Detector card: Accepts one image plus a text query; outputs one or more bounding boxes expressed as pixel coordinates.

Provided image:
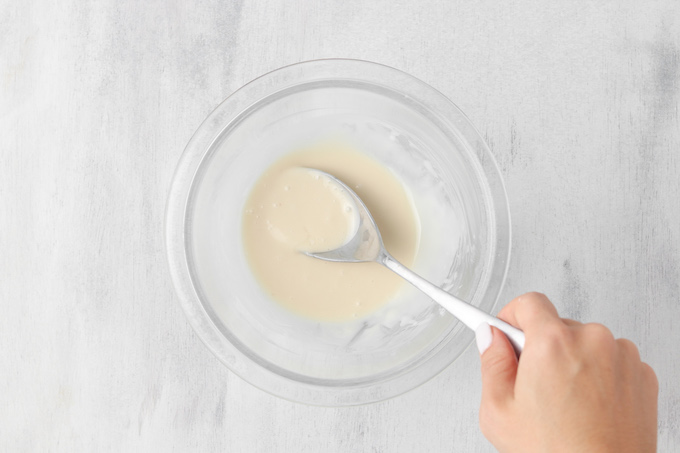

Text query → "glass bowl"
[166,59,510,406]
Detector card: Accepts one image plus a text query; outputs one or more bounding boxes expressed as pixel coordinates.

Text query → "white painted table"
[2,1,679,451]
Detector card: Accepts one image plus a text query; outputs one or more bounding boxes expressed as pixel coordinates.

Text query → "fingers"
[477,325,519,408]
[640,362,659,397]
[581,323,616,347]
[640,360,659,450]
[497,292,561,333]
[616,338,641,362]
[615,339,658,398]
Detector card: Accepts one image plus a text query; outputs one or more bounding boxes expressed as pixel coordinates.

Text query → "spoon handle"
[382,253,525,355]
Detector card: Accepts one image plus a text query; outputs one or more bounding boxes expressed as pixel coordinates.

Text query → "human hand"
[476,292,658,453]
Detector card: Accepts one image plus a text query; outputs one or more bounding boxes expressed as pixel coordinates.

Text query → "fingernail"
[475,322,492,355]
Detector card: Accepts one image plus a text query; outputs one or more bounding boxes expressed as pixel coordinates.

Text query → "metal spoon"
[305,169,525,355]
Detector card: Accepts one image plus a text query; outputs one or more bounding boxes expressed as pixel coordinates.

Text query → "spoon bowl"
[305,169,525,355]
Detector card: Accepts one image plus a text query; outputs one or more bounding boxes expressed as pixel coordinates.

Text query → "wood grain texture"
[1,1,678,451]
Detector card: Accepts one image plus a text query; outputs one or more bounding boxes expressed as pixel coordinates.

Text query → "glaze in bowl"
[166,59,510,406]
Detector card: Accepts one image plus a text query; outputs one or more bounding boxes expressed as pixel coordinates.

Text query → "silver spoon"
[305,169,525,355]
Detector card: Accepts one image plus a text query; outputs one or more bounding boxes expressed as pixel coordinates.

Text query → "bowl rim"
[165,58,511,406]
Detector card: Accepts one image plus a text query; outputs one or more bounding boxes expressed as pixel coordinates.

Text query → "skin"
[478,292,659,453]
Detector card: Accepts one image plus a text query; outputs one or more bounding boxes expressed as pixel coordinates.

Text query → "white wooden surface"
[2,1,679,451]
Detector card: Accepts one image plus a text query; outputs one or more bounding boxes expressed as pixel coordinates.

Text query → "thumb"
[476,323,518,405]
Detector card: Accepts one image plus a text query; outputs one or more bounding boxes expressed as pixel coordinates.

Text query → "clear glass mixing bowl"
[166,59,510,406]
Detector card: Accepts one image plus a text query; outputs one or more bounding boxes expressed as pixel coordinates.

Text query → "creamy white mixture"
[242,143,420,321]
